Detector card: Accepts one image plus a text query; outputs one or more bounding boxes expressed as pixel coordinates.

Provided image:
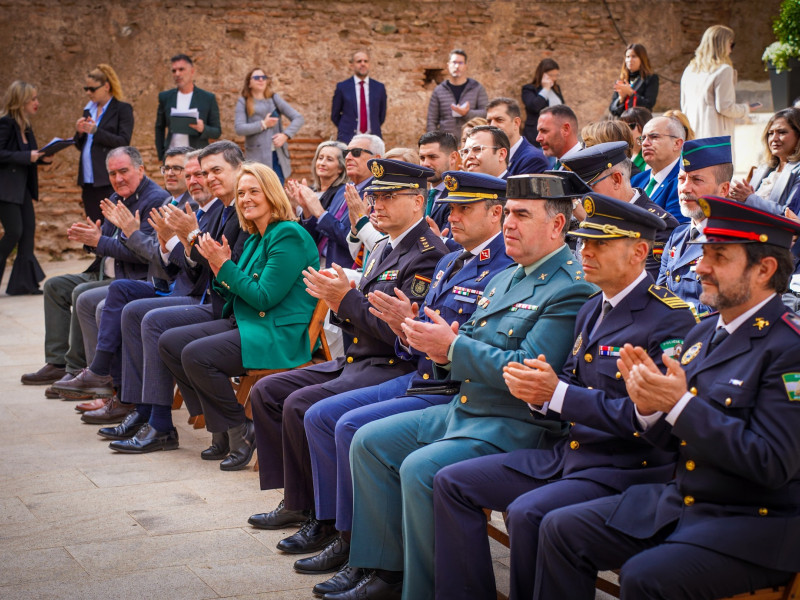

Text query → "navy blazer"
[0,115,38,204]
[631,160,685,224]
[507,137,549,176]
[74,97,134,188]
[301,183,355,268]
[633,189,680,280]
[745,162,800,216]
[503,276,696,491]
[155,86,221,161]
[606,295,800,573]
[331,78,387,143]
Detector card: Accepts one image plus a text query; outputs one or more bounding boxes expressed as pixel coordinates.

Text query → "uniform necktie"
[447,250,473,282]
[379,242,393,264]
[602,300,613,319]
[645,176,658,196]
[689,227,700,240]
[359,81,368,133]
[708,326,729,353]
[508,266,526,290]
[426,188,437,217]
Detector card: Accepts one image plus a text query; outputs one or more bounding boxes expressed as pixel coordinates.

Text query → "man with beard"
[657,136,733,318]
[534,195,800,600]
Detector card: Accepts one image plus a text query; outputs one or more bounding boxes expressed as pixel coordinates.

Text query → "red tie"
[359,81,368,133]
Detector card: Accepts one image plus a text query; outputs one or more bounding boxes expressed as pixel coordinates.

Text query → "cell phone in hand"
[749,102,763,109]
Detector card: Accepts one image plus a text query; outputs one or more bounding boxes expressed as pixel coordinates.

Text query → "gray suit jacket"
[234,94,304,178]
[745,161,800,215]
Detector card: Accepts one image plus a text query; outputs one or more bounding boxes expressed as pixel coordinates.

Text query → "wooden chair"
[483,508,800,600]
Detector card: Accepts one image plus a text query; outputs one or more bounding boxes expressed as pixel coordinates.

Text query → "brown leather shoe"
[53,368,115,399]
[75,397,109,413]
[21,364,66,385]
[80,396,134,424]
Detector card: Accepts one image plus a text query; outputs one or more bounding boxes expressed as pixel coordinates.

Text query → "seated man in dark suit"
[534,197,800,599]
[331,50,387,144]
[418,131,460,233]
[155,54,222,162]
[487,97,548,176]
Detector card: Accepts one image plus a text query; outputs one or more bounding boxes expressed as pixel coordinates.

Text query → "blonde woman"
[234,67,304,184]
[0,80,46,294]
[681,25,754,139]
[74,64,133,222]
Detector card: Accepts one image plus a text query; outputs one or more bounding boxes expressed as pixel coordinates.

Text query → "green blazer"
[422,245,597,452]
[215,220,319,370]
[155,85,222,161]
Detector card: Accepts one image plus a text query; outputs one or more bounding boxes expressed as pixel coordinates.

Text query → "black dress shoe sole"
[312,568,366,597]
[294,553,349,574]
[97,423,145,440]
[277,531,339,555]
[81,411,133,425]
[219,444,256,471]
[248,514,309,530]
[109,439,179,454]
[200,448,229,461]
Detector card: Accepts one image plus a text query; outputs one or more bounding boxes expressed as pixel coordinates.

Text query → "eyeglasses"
[365,192,418,205]
[83,85,102,92]
[344,148,374,158]
[160,165,185,174]
[458,145,499,158]
[251,75,269,81]
[637,133,679,144]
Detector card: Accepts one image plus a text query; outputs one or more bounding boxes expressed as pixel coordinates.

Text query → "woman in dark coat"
[521,58,564,146]
[609,43,659,117]
[0,80,46,294]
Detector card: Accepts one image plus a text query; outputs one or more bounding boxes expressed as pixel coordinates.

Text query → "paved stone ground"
[0,258,526,600]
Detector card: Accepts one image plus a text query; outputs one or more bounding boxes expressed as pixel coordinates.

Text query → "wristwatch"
[187,228,202,245]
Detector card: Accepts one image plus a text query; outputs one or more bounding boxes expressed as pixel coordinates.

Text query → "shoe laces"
[295,517,318,535]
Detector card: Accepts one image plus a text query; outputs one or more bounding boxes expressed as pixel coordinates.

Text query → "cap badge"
[698,197,711,218]
[583,196,595,217]
[371,162,384,178]
[444,175,458,192]
[682,158,691,167]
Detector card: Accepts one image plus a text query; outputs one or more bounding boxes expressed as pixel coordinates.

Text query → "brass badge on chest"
[364,258,376,278]
[572,333,583,356]
[680,342,703,365]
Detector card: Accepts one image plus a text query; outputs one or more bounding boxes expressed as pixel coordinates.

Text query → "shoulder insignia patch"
[411,274,431,297]
[782,312,800,336]
[418,236,436,253]
[782,373,800,401]
[648,284,690,310]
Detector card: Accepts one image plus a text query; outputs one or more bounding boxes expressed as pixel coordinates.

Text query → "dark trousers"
[158,317,246,433]
[534,495,793,600]
[250,368,339,511]
[0,198,44,294]
[81,184,113,224]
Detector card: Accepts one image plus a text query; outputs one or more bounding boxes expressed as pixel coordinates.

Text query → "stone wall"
[0,0,781,258]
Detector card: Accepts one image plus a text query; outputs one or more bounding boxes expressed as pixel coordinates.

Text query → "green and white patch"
[782,373,800,401]
[660,339,684,358]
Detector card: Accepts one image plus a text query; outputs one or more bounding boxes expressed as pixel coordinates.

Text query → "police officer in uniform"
[535,195,800,600]
[297,172,513,595]
[330,173,596,600]
[246,159,448,553]
[557,141,678,280]
[657,136,733,318]
[432,192,697,600]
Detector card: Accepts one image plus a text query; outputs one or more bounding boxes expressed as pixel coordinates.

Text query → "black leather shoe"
[323,570,401,600]
[277,518,338,554]
[295,535,349,574]
[97,411,148,440]
[248,499,310,530]
[201,431,229,460]
[109,424,179,453]
[21,364,66,385]
[313,562,366,597]
[220,420,256,471]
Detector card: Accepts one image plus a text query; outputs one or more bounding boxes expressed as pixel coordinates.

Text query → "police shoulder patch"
[411,274,431,297]
[648,284,690,310]
[782,312,800,336]
[418,235,437,253]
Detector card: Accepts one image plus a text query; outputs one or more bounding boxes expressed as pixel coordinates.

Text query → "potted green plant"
[763,0,800,109]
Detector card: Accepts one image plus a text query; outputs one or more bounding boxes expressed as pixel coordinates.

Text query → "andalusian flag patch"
[660,339,684,358]
[782,373,800,401]
[598,346,621,357]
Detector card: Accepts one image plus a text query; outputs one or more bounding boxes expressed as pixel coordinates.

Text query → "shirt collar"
[389,217,425,245]
[652,157,680,183]
[716,294,776,333]
[509,137,523,161]
[353,75,370,85]
[466,232,502,262]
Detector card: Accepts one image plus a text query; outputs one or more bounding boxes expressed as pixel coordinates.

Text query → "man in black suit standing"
[155,54,222,161]
[331,51,387,144]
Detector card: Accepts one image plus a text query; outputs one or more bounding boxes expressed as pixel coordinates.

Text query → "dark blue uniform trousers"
[534,495,793,600]
[433,453,612,600]
[304,372,450,531]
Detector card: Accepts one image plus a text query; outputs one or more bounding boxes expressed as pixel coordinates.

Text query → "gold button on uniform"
[435,309,441,315]
[422,373,430,379]
[725,397,732,406]
[641,460,648,467]
[584,353,593,363]
[389,359,395,364]
[689,387,697,395]
[480,320,487,327]
[353,337,358,344]
[759,507,768,516]
[685,460,696,471]
[680,440,687,446]
[458,308,463,314]
[346,356,354,363]
[633,431,640,438]
[508,329,514,336]
[464,378,470,383]
[684,495,695,506]
[460,395,467,404]
[258,311,265,317]
[675,274,681,282]
[569,440,580,450]
[615,371,622,379]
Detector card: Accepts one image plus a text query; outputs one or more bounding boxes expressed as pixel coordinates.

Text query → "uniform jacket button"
[353,337,358,344]
[584,353,593,363]
[346,356,354,363]
[683,495,695,506]
[423,373,430,379]
[685,460,696,471]
[460,395,467,403]
[258,311,265,317]
[569,440,580,450]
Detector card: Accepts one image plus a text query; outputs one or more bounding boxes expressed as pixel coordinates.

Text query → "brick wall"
[0,0,780,258]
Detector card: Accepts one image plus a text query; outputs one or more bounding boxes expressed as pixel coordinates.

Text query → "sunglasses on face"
[251,75,270,81]
[345,148,374,158]
[83,85,102,92]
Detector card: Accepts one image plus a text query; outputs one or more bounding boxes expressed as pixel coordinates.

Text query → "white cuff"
[548,380,569,414]
[635,406,664,430]
[665,391,695,425]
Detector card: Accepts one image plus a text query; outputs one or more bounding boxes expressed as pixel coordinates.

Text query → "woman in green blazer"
[178,161,318,470]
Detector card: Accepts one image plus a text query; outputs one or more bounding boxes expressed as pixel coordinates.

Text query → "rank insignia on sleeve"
[660,339,684,358]
[411,274,431,297]
[680,342,702,365]
[572,333,583,356]
[479,249,490,261]
[378,270,399,282]
[648,284,690,310]
[782,373,800,401]
[419,237,436,253]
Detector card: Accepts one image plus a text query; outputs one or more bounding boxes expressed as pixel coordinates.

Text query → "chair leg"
[193,414,206,429]
[172,387,183,410]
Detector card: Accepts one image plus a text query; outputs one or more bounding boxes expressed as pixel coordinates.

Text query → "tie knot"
[602,300,613,318]
[689,227,700,240]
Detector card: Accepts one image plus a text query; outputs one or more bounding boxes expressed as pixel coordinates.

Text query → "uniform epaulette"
[588,289,602,299]
[648,284,690,309]
[782,312,800,336]
[417,235,437,253]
